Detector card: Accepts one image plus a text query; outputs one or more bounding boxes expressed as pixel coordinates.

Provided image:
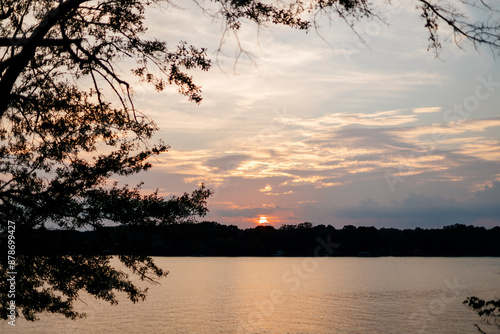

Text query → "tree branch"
[417,0,500,49]
[0,38,82,47]
[474,323,487,334]
[0,0,88,118]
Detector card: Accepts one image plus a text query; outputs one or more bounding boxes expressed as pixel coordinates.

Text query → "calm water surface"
[8,257,500,333]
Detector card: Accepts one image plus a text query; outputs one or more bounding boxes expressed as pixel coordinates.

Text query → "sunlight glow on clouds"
[413,107,442,114]
[127,0,500,228]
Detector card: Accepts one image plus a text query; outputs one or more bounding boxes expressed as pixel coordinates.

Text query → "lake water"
[7,257,500,333]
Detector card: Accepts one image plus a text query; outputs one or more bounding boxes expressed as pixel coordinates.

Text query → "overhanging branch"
[0,0,88,118]
[0,38,83,47]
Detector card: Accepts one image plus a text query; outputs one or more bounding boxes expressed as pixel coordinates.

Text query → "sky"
[117,0,500,229]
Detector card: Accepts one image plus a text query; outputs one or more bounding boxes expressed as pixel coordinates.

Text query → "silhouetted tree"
[0,0,214,321]
[1,0,500,323]
[297,222,313,229]
[464,296,500,333]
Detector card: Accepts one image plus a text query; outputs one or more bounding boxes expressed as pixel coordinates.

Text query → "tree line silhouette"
[11,222,500,257]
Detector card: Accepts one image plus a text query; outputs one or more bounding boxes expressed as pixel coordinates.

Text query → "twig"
[474,323,487,334]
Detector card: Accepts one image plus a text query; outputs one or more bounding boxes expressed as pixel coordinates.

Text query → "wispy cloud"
[413,107,442,114]
[279,109,417,130]
[151,110,500,206]
[127,2,500,228]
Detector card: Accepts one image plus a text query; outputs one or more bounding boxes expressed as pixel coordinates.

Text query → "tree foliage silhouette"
[1,0,500,322]
[464,296,500,332]
[0,0,214,321]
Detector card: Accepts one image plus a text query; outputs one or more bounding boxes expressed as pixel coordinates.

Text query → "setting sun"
[258,216,269,224]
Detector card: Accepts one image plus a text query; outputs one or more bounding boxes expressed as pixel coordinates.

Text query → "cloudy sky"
[120,0,500,229]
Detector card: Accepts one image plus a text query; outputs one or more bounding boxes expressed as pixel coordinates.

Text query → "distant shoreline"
[11,222,500,257]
